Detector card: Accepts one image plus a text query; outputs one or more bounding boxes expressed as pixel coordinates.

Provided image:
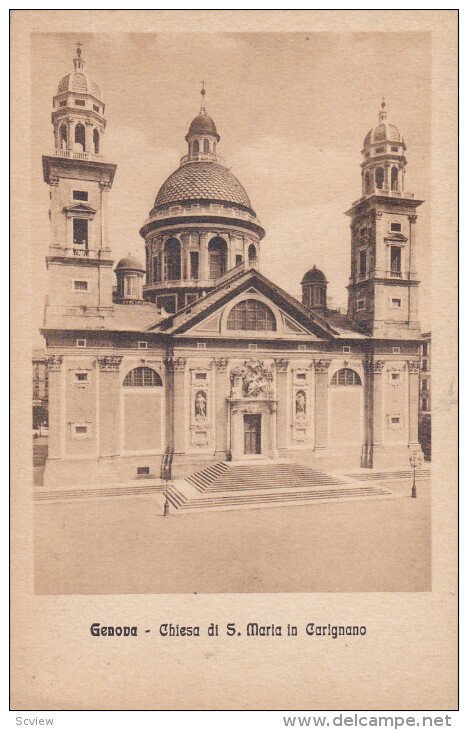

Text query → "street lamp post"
[409,449,423,498]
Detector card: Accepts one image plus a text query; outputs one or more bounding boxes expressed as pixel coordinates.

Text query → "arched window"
[208,236,227,279]
[227,299,276,331]
[203,139,210,153]
[248,244,257,263]
[391,166,399,191]
[93,128,100,154]
[59,124,67,149]
[331,368,362,386]
[165,238,181,281]
[375,167,384,190]
[123,367,162,387]
[193,140,200,156]
[364,171,370,193]
[75,123,85,151]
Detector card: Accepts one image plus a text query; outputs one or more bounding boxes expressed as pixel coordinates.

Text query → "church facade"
[40,46,424,487]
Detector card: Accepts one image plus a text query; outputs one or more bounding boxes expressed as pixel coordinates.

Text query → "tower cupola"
[361,100,407,196]
[51,43,106,158]
[115,255,145,301]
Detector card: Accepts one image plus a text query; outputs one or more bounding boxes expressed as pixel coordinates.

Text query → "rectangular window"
[343,346,351,353]
[197,342,206,349]
[390,222,402,232]
[73,280,88,291]
[359,250,367,276]
[391,298,402,308]
[138,341,148,349]
[73,190,88,201]
[74,99,86,106]
[236,254,243,266]
[137,466,150,476]
[71,423,90,439]
[75,425,87,433]
[76,338,87,348]
[190,251,199,279]
[75,372,88,383]
[392,346,400,354]
[93,104,100,112]
[421,379,428,391]
[391,416,400,425]
[296,373,306,381]
[73,218,88,246]
[195,372,207,380]
[391,146,399,152]
[375,146,385,153]
[390,246,402,274]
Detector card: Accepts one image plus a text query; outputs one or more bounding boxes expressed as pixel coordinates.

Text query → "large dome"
[57,71,101,99]
[153,162,253,212]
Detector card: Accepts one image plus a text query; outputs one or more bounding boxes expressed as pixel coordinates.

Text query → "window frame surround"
[72,278,90,292]
[122,366,163,388]
[329,365,363,387]
[221,292,282,337]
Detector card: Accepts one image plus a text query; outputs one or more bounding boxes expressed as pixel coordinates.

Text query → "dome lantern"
[183,82,221,163]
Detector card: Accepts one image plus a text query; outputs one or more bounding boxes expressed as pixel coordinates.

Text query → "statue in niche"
[295,390,306,418]
[194,390,207,420]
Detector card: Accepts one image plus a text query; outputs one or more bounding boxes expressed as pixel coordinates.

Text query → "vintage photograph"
[31,30,433,595]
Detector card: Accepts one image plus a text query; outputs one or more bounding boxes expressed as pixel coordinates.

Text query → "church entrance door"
[244,414,261,455]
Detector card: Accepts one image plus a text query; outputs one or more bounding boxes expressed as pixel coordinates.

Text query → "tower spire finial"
[73,41,85,71]
[379,96,387,122]
[200,79,206,113]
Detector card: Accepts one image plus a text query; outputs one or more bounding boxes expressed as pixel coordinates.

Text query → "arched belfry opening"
[248,244,257,265]
[375,167,384,190]
[93,128,100,154]
[208,236,227,279]
[59,124,67,149]
[391,166,399,191]
[75,123,85,151]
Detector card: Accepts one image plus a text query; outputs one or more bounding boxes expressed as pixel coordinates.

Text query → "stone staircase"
[170,461,394,513]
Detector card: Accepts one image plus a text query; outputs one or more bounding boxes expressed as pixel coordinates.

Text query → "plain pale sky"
[31,31,431,334]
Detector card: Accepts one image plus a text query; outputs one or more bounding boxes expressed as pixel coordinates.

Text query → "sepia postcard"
[10,9,458,712]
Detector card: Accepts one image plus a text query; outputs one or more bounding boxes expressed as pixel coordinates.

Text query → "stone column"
[275,358,289,451]
[313,359,331,450]
[369,359,385,450]
[97,356,122,457]
[407,360,421,448]
[214,358,229,454]
[199,231,209,281]
[46,356,64,459]
[85,120,94,153]
[66,119,75,151]
[173,357,187,454]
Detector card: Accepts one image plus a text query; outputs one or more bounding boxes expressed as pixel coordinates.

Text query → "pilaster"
[46,356,63,459]
[97,356,122,457]
[214,357,229,453]
[275,358,289,450]
[313,359,331,450]
[173,356,187,454]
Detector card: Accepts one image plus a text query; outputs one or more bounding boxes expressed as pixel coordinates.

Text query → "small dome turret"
[115,253,145,302]
[301,266,327,310]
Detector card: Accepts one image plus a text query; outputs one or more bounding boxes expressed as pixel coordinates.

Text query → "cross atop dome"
[200,79,206,113]
[73,41,85,71]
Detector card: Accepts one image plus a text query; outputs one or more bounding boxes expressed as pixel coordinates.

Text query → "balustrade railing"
[52,148,102,162]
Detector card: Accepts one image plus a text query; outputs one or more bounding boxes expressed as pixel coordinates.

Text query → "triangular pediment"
[63,202,97,214]
[156,269,346,340]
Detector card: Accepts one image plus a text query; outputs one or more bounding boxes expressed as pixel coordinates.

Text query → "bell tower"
[42,43,117,327]
[346,101,423,339]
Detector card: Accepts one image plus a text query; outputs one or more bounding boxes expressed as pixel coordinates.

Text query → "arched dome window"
[391,166,399,191]
[248,244,257,263]
[375,167,385,190]
[227,299,276,331]
[75,123,85,151]
[331,368,362,386]
[123,367,162,387]
[93,128,100,154]
[208,236,227,279]
[59,124,67,149]
[165,238,181,281]
[203,139,210,153]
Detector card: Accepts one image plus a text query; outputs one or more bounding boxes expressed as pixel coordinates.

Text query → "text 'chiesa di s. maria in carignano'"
[41,45,424,487]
